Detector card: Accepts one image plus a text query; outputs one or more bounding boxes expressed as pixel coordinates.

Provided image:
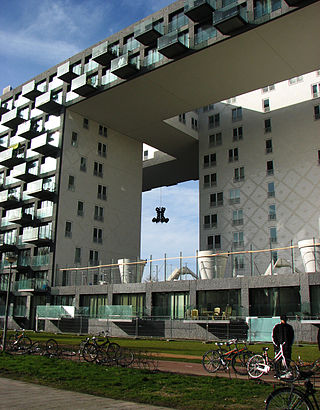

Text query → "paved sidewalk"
[0,377,172,410]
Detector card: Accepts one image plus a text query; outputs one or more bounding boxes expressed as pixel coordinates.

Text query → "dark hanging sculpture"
[152,207,169,223]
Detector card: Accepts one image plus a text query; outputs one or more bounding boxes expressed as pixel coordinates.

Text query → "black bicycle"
[7,329,32,354]
[265,368,319,409]
[79,332,120,364]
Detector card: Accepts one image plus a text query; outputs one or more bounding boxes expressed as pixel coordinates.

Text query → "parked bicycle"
[202,339,253,375]
[265,368,319,409]
[7,329,32,354]
[247,343,299,380]
[79,331,121,365]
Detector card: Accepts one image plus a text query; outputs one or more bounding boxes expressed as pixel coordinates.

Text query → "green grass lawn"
[0,354,272,409]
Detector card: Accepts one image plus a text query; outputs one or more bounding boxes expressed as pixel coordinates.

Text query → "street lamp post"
[2,254,17,352]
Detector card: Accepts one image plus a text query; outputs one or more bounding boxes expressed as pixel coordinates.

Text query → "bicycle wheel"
[118,348,134,367]
[81,342,98,362]
[265,387,314,409]
[7,334,17,351]
[202,350,221,373]
[232,351,253,375]
[45,339,59,356]
[106,342,121,364]
[16,336,32,354]
[247,354,266,379]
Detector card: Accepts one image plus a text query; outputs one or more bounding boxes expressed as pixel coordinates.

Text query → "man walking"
[272,314,294,372]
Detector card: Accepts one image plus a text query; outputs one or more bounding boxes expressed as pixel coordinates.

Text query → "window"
[318,150,320,164]
[97,184,107,200]
[98,143,107,157]
[233,231,244,248]
[89,250,99,265]
[203,153,216,168]
[75,248,81,264]
[234,255,245,270]
[65,221,72,238]
[263,98,270,112]
[94,162,103,177]
[83,118,89,129]
[232,107,242,122]
[268,182,275,197]
[94,206,104,221]
[262,84,275,93]
[234,167,244,181]
[233,127,243,141]
[264,118,271,133]
[266,139,273,154]
[68,175,75,191]
[267,160,274,175]
[71,132,78,147]
[179,113,186,123]
[229,188,240,204]
[232,210,243,226]
[80,157,87,172]
[207,234,221,250]
[191,117,198,130]
[269,204,276,220]
[289,76,303,85]
[312,84,320,98]
[270,227,277,243]
[209,133,222,146]
[208,114,220,129]
[228,148,239,162]
[314,105,320,120]
[204,214,217,229]
[143,150,149,160]
[203,173,217,188]
[99,125,107,137]
[77,201,84,216]
[210,192,223,207]
[203,104,214,112]
[254,0,281,18]
[93,227,103,244]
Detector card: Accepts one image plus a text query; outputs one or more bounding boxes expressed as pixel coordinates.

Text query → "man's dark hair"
[280,314,287,322]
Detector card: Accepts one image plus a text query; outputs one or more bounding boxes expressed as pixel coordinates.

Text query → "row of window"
[75,202,104,221]
[207,227,277,250]
[74,248,100,265]
[208,181,275,207]
[65,222,103,244]
[67,177,107,200]
[204,204,276,229]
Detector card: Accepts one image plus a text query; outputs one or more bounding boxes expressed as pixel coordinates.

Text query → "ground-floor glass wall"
[197,289,241,317]
[249,286,300,317]
[152,292,189,319]
[113,293,145,317]
[79,294,108,317]
[310,286,320,317]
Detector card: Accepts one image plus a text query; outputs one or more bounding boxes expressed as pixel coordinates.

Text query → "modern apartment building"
[0,0,319,339]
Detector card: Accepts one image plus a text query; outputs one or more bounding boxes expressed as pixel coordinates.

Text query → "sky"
[0,0,200,271]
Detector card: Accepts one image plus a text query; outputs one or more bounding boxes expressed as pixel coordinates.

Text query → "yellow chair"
[212,307,221,319]
[191,309,199,320]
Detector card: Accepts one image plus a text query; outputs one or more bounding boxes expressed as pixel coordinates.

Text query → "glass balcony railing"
[31,132,60,157]
[13,305,27,317]
[71,74,98,97]
[32,254,50,266]
[17,256,31,267]
[22,80,44,101]
[0,146,25,167]
[14,279,49,292]
[0,306,13,316]
[92,41,118,66]
[84,60,99,74]
[143,50,163,67]
[57,61,80,83]
[17,119,42,139]
[168,14,188,32]
[11,162,39,182]
[134,19,163,46]
[22,226,52,243]
[0,108,26,129]
[110,54,140,79]
[195,25,217,44]
[213,4,249,34]
[26,179,56,200]
[37,206,53,219]
[158,31,189,59]
[35,91,63,114]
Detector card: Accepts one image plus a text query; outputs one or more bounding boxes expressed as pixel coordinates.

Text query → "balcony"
[92,41,118,67]
[0,190,22,209]
[0,100,9,116]
[22,226,53,245]
[0,145,25,168]
[25,180,56,201]
[7,208,37,227]
[184,0,215,22]
[71,73,98,97]
[31,132,60,158]
[213,3,250,35]
[31,254,50,267]
[16,256,32,272]
[57,61,80,83]
[11,163,39,183]
[134,19,163,46]
[0,233,18,252]
[158,31,190,59]
[14,279,49,292]
[0,108,26,129]
[284,0,317,5]
[21,80,43,101]
[110,54,140,79]
[17,120,41,140]
[35,91,63,114]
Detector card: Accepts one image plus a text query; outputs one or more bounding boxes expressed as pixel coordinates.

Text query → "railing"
[14,279,49,291]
